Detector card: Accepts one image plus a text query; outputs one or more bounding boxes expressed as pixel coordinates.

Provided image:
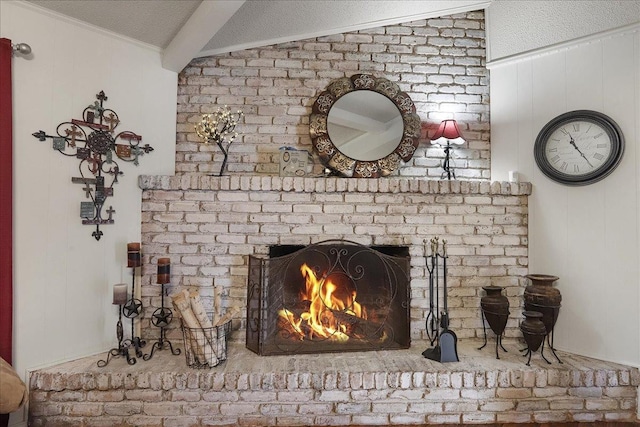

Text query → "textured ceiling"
[23,0,491,71]
[26,0,202,48]
[200,0,489,55]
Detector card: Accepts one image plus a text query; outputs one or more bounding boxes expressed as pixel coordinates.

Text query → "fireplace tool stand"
[422,237,459,363]
[97,304,136,367]
[144,258,180,361]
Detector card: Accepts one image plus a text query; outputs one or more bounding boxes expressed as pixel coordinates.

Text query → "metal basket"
[180,319,231,368]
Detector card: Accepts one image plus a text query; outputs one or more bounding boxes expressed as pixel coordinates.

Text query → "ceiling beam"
[162,0,245,73]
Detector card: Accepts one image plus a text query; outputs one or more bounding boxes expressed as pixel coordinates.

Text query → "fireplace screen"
[246,240,410,355]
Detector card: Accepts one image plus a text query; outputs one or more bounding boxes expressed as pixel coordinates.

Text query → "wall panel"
[0,5,178,426]
[490,27,640,366]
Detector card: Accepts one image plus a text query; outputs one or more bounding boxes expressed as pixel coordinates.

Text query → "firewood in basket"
[213,306,241,327]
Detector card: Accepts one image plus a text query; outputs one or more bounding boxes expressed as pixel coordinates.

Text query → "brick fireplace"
[28,175,640,425]
[137,175,531,344]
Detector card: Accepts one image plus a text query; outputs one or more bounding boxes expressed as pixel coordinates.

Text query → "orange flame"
[278,263,367,341]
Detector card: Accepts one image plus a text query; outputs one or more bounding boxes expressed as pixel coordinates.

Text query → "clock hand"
[567,133,594,168]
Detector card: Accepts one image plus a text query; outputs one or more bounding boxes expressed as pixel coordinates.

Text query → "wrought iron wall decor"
[32,90,153,240]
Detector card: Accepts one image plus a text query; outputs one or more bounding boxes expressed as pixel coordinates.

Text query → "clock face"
[534,110,624,186]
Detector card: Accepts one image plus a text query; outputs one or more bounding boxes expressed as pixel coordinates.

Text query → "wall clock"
[534,110,624,186]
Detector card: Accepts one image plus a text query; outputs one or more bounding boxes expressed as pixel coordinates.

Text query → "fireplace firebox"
[246,240,411,356]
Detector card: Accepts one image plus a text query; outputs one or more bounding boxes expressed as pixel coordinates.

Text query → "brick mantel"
[139,175,531,195]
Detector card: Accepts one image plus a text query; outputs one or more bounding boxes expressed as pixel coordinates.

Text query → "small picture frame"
[279,149,308,177]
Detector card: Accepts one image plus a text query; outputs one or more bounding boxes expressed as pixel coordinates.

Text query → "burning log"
[331,309,387,342]
[278,315,313,339]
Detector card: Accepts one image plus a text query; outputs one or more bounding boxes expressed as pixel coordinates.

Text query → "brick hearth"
[29,339,639,426]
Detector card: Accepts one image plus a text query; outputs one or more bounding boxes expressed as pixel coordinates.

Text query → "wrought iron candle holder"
[32,90,153,240]
[122,242,145,358]
[97,284,136,367]
[143,258,180,360]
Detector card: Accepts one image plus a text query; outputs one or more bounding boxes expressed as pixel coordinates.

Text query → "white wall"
[486,0,640,62]
[1,2,176,424]
[489,8,640,365]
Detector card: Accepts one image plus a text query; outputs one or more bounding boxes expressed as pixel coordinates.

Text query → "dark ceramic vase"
[520,310,547,353]
[480,286,509,336]
[523,274,561,335]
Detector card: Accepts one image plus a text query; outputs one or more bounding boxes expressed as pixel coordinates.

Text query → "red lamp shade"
[430,120,466,145]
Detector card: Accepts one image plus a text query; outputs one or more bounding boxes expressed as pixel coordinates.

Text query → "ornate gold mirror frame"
[310,74,421,178]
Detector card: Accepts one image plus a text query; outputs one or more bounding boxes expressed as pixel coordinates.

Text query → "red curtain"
[0,38,14,368]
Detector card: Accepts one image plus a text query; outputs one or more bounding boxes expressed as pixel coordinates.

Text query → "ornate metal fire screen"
[246,240,411,356]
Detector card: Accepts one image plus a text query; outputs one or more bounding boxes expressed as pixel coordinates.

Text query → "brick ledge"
[29,339,639,425]
[139,175,532,195]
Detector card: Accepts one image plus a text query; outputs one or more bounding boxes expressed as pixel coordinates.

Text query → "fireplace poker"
[425,238,438,346]
[434,238,439,341]
[440,240,449,331]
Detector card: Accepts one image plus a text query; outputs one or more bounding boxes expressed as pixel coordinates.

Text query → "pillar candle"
[127,242,141,268]
[157,258,170,284]
[113,283,128,305]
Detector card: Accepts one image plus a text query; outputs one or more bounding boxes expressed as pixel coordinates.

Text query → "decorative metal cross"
[32,90,154,241]
[64,125,83,148]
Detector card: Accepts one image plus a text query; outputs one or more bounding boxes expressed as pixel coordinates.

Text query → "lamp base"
[441,143,456,180]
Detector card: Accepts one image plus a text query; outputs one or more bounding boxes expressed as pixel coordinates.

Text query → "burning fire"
[278,263,367,341]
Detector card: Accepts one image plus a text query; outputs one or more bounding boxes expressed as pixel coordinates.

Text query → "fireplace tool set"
[422,237,459,363]
[98,244,180,367]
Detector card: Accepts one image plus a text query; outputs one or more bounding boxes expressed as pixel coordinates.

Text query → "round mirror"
[310,74,421,178]
[327,91,404,161]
